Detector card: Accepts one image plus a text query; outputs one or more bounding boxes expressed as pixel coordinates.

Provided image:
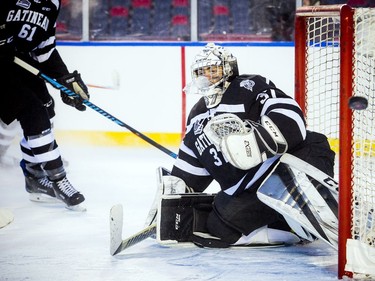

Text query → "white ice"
[0,142,339,281]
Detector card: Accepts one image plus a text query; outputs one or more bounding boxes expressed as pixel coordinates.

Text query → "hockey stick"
[13,57,178,159]
[87,70,120,90]
[110,167,172,255]
[0,208,14,229]
[87,84,118,90]
[110,204,156,255]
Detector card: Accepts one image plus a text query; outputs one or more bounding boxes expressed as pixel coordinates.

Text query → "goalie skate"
[257,154,338,249]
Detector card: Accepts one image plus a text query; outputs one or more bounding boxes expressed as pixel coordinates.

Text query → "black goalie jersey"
[171,74,307,195]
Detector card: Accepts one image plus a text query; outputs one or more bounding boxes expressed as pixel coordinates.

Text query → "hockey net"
[295,4,375,280]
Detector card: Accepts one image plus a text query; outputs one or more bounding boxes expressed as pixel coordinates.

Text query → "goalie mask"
[185,43,238,108]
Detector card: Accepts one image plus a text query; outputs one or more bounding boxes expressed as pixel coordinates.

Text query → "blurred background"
[56,0,368,43]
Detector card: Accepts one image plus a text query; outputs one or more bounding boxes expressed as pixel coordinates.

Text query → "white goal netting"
[297,6,375,278]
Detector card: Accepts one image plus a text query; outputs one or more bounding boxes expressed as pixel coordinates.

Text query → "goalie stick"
[110,204,156,255]
[13,57,177,159]
[0,208,14,229]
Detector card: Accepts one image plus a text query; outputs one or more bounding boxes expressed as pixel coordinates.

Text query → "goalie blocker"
[157,193,298,248]
[157,193,220,246]
[157,153,339,249]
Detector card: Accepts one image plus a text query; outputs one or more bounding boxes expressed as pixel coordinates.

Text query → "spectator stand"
[171,0,190,40]
[56,0,284,42]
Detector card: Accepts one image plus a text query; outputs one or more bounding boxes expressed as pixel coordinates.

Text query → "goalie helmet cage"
[295,4,375,280]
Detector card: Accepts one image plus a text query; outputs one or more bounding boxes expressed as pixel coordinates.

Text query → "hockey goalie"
[146,43,338,249]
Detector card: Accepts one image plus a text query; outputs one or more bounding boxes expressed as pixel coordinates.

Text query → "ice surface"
[0,143,339,281]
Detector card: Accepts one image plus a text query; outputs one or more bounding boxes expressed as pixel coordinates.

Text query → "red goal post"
[295,4,375,279]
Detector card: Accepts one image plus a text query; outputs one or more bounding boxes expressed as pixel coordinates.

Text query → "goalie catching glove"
[204,113,288,170]
[57,71,89,111]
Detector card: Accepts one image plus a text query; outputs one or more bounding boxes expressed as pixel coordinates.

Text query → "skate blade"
[29,194,87,212]
[29,193,60,203]
[66,203,87,212]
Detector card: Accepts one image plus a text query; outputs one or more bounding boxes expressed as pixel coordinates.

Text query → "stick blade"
[110,204,123,255]
[0,208,14,229]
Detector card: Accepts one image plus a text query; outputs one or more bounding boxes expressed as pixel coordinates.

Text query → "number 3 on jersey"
[209,147,224,166]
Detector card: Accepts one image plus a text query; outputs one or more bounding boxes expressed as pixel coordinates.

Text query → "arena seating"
[56,0,275,41]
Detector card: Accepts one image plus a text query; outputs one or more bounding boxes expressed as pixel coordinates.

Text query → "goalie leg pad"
[233,225,301,246]
[144,167,171,227]
[206,188,287,244]
[257,162,338,249]
[144,167,191,228]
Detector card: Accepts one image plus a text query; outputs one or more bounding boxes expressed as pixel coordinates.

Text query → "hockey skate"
[25,175,59,203]
[52,177,86,211]
[21,160,58,203]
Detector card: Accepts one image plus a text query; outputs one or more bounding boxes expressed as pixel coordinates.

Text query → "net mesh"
[302,6,375,278]
[352,7,375,250]
[305,16,341,148]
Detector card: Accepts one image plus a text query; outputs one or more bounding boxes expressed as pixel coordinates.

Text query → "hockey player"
[155,43,336,247]
[0,1,89,210]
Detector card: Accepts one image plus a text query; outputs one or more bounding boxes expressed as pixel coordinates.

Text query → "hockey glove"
[57,71,89,111]
[204,114,288,170]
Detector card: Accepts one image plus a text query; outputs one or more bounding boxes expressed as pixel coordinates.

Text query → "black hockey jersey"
[0,0,68,77]
[171,74,307,194]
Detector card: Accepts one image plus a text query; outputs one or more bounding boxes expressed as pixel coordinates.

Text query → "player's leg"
[157,190,301,248]
[18,85,85,209]
[201,187,301,248]
[19,136,59,203]
[258,131,338,248]
[257,157,338,249]
[18,84,57,202]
